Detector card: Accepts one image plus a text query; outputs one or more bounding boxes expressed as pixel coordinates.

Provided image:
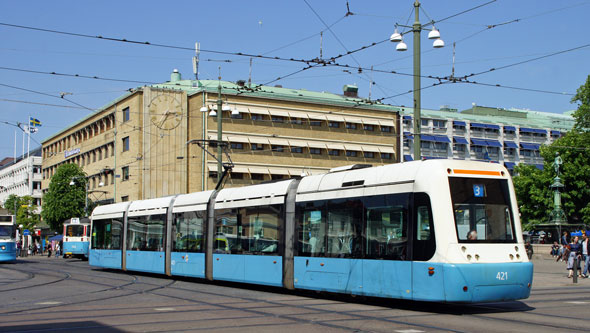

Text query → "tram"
[63,217,91,259]
[90,160,533,303]
[0,215,17,262]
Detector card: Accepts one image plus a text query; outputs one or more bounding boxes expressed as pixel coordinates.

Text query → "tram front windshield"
[0,226,13,238]
[450,177,516,243]
[66,225,85,237]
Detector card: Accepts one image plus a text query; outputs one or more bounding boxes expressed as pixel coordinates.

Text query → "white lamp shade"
[98,182,104,187]
[396,41,408,51]
[209,110,217,117]
[433,38,445,48]
[231,108,240,116]
[222,105,231,111]
[200,106,209,112]
[390,29,402,42]
[428,28,441,40]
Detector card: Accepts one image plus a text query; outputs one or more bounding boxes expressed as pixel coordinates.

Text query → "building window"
[251,173,265,181]
[420,141,431,149]
[328,149,340,156]
[433,142,447,150]
[98,149,102,161]
[381,153,392,159]
[346,123,357,130]
[271,116,284,123]
[433,119,446,128]
[310,148,321,155]
[272,145,284,152]
[251,114,264,121]
[346,150,358,157]
[251,143,264,151]
[230,143,243,149]
[453,144,465,152]
[271,174,284,180]
[231,112,244,119]
[328,122,340,128]
[310,120,322,127]
[92,151,96,163]
[381,126,392,133]
[291,147,303,153]
[363,124,374,131]
[364,152,375,158]
[403,140,410,148]
[421,119,429,127]
[470,146,483,153]
[290,118,303,125]
[231,173,244,180]
[122,137,130,152]
[209,171,218,179]
[122,107,130,122]
[122,166,129,181]
[121,195,129,202]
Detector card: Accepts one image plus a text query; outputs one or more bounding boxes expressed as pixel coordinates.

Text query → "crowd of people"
[550,232,589,278]
[15,240,62,258]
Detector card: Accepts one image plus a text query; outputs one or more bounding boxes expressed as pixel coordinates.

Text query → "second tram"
[63,217,91,259]
[0,215,16,262]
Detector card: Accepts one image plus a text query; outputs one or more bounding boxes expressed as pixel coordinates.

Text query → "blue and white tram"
[0,215,17,262]
[62,218,91,259]
[90,160,533,303]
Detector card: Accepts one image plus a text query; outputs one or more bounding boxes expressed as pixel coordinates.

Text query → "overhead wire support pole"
[413,0,422,161]
[186,139,234,191]
[217,68,223,184]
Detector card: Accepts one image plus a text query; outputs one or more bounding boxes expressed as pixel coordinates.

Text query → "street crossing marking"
[395,330,425,333]
[565,301,589,304]
[36,301,62,305]
[154,307,176,311]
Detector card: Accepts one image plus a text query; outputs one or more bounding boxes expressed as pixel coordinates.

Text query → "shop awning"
[504,162,516,170]
[520,142,540,150]
[453,120,466,126]
[404,154,413,161]
[453,136,468,145]
[486,140,502,147]
[504,141,519,149]
[504,126,516,131]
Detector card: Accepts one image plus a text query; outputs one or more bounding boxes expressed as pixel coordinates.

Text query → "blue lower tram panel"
[63,241,89,257]
[0,242,16,262]
[171,252,205,278]
[213,254,283,287]
[126,250,165,274]
[89,249,122,269]
[294,257,533,302]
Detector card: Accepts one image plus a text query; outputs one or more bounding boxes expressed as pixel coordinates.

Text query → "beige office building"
[41,71,400,203]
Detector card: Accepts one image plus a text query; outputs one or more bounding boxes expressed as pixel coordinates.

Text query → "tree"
[3,194,40,231]
[513,75,590,227]
[571,75,590,132]
[42,164,88,231]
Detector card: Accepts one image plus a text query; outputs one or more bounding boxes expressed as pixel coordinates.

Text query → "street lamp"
[390,0,445,160]
[69,176,88,217]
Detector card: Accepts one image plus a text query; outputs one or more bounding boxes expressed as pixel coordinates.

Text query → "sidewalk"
[530,254,589,289]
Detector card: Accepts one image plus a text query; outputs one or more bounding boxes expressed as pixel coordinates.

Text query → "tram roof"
[91,202,131,220]
[128,196,175,217]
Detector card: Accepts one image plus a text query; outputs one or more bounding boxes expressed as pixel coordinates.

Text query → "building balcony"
[453,128,466,136]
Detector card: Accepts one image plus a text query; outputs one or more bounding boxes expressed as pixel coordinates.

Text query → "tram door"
[411,193,444,301]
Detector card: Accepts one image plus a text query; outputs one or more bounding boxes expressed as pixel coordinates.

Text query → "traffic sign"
[23,229,30,236]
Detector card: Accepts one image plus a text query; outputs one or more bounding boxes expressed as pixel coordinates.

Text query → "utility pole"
[413,0,422,160]
[217,69,223,184]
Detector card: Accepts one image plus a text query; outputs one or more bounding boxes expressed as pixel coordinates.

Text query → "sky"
[1,0,589,159]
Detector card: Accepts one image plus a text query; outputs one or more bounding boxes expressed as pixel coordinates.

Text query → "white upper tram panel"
[172,190,214,213]
[127,196,175,217]
[91,202,131,220]
[215,179,295,209]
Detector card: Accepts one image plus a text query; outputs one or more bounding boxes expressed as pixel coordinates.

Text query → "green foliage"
[514,75,590,228]
[2,195,40,230]
[41,164,88,231]
[571,75,590,132]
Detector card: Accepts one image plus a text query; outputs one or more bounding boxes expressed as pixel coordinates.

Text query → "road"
[0,254,588,333]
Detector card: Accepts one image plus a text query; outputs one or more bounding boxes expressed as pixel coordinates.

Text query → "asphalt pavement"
[0,253,588,333]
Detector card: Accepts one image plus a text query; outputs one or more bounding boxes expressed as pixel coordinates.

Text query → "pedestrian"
[55,243,60,258]
[47,245,52,258]
[551,241,560,257]
[16,241,21,257]
[581,235,589,278]
[567,236,582,278]
[561,231,569,246]
[525,242,534,259]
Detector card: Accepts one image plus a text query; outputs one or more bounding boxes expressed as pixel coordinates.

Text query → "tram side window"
[298,201,325,256]
[92,218,123,250]
[364,194,409,260]
[66,225,84,237]
[173,211,205,253]
[413,193,436,261]
[214,209,240,254]
[240,205,282,255]
[326,198,362,257]
[127,214,166,251]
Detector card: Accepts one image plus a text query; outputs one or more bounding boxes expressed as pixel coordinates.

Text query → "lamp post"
[390,0,444,160]
[69,176,88,217]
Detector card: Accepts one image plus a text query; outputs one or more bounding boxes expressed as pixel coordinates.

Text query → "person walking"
[567,236,582,278]
[54,243,60,258]
[581,235,589,278]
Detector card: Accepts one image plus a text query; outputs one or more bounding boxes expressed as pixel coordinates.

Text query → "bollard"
[573,258,578,283]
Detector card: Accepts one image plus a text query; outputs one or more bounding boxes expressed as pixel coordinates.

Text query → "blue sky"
[1,0,589,158]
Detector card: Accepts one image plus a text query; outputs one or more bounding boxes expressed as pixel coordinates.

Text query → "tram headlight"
[0,245,5,250]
